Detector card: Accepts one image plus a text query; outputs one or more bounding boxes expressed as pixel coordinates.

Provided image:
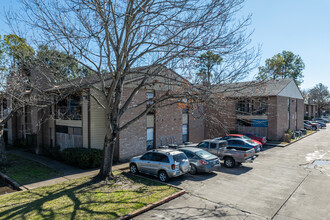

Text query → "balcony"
[56,106,81,120]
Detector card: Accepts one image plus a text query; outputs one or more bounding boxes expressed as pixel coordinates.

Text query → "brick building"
[4,66,204,161]
[304,98,317,119]
[205,78,304,141]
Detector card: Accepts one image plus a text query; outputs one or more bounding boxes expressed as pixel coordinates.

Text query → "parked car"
[304,123,313,130]
[178,147,220,174]
[192,139,255,168]
[129,149,190,182]
[314,118,329,123]
[226,138,261,153]
[304,120,320,130]
[215,134,263,146]
[242,133,267,145]
[312,121,326,128]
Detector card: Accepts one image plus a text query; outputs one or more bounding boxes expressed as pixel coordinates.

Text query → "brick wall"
[276,96,289,141]
[289,98,297,131]
[119,88,147,161]
[204,100,236,139]
[267,96,277,140]
[189,104,205,143]
[296,99,304,130]
[155,103,182,146]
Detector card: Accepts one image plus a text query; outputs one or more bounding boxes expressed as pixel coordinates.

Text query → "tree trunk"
[98,131,117,182]
[0,127,8,166]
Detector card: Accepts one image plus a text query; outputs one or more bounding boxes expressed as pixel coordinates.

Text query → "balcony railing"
[56,106,82,120]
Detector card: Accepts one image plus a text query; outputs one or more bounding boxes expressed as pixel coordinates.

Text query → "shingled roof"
[215,78,294,98]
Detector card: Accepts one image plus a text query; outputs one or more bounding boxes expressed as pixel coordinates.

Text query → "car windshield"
[195,150,215,159]
[173,153,187,163]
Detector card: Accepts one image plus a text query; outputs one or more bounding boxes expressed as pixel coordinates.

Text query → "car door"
[139,152,153,174]
[197,141,210,152]
[148,153,161,175]
[209,143,218,155]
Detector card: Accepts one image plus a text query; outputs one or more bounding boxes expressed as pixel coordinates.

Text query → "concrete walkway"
[9,150,129,190]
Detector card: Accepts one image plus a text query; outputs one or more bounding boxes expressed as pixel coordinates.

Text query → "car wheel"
[130,163,139,174]
[158,170,169,182]
[189,165,197,175]
[224,157,235,168]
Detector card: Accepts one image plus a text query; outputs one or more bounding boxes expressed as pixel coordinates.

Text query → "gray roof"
[44,64,186,92]
[215,78,293,98]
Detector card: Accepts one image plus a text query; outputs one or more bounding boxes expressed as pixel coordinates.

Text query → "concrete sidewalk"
[9,150,129,190]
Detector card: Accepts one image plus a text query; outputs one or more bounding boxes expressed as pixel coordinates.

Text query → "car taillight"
[199,160,208,165]
[244,153,247,157]
[171,164,175,170]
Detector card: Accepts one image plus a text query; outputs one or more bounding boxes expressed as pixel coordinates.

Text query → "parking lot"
[135,128,330,220]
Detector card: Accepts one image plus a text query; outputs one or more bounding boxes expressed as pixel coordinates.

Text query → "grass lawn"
[0,154,62,185]
[0,172,180,219]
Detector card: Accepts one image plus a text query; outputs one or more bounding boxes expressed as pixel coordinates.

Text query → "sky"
[241,0,330,90]
[0,0,329,90]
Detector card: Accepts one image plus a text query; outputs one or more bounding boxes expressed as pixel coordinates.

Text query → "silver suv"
[129,149,190,182]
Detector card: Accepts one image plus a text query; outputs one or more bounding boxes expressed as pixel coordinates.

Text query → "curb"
[0,171,27,191]
[275,130,318,148]
[119,172,185,220]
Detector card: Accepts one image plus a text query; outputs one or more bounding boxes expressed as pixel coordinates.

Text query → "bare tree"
[7,0,258,180]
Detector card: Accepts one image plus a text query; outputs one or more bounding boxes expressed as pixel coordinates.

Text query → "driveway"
[136,128,330,220]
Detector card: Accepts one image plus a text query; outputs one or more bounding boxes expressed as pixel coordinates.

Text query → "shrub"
[61,148,102,169]
[282,133,291,143]
[50,146,62,161]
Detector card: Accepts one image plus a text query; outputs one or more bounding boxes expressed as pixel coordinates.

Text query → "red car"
[242,133,267,145]
[220,134,263,146]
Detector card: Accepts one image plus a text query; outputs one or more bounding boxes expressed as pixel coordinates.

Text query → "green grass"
[0,172,180,219]
[0,154,62,185]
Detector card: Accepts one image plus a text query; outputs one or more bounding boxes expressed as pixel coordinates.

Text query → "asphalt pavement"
[135,128,330,220]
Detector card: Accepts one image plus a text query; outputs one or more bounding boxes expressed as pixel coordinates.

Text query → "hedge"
[60,148,102,169]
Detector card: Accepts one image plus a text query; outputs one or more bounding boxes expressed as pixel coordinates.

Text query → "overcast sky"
[1,0,329,90]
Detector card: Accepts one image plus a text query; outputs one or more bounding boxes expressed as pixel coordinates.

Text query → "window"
[219,142,227,148]
[182,111,188,143]
[152,153,169,163]
[141,152,153,161]
[198,142,209,148]
[147,128,154,150]
[182,150,197,159]
[210,143,217,149]
[228,140,241,145]
[237,140,245,145]
[173,153,187,163]
[56,94,82,120]
[182,124,188,143]
[56,125,68,133]
[146,114,154,150]
[237,98,267,115]
[146,92,154,106]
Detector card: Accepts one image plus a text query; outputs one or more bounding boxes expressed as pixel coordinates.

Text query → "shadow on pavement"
[217,165,252,175]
